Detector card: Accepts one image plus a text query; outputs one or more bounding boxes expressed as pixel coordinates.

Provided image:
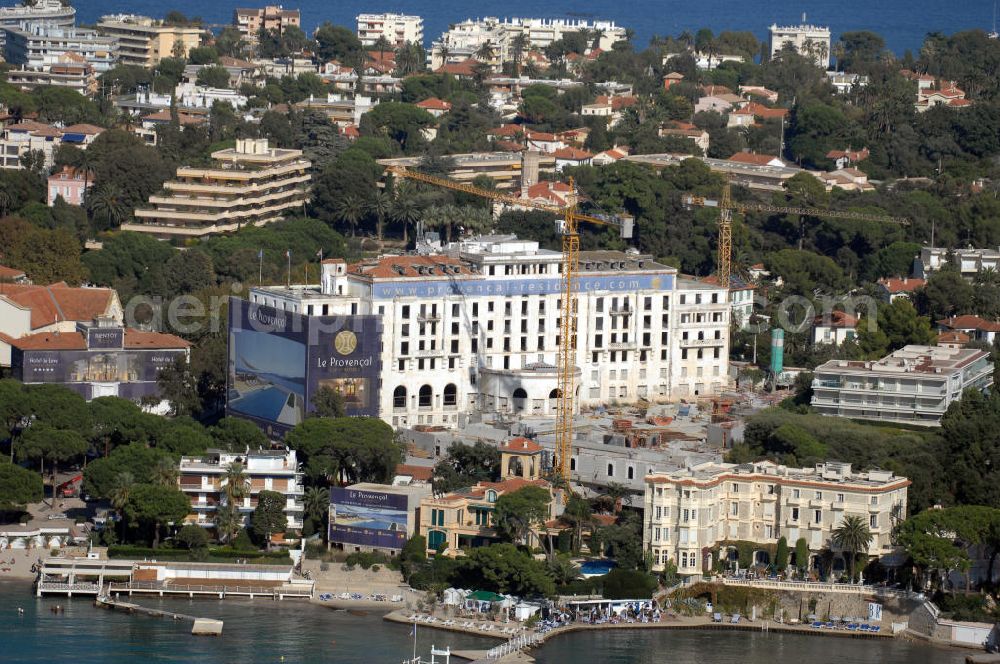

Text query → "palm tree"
[832,515,874,583]
[87,183,129,229]
[335,194,365,236]
[590,28,606,51]
[390,183,421,244]
[437,44,450,68]
[510,33,529,77]
[475,40,497,66]
[214,503,242,543]
[151,458,178,488]
[372,35,392,67]
[367,190,392,243]
[303,486,329,530]
[224,461,249,507]
[110,471,134,540]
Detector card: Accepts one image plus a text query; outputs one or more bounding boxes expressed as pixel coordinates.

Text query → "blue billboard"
[227,298,382,438]
[329,487,409,549]
[370,273,675,299]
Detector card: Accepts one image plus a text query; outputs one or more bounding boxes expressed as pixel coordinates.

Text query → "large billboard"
[227,298,382,437]
[329,487,408,549]
[12,347,185,400]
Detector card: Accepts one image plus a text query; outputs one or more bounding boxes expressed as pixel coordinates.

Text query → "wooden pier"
[95,595,224,635]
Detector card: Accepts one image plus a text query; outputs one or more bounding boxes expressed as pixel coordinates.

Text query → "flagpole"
[286,250,291,287]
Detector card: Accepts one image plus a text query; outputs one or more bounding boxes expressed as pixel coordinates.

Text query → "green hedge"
[107,545,291,564]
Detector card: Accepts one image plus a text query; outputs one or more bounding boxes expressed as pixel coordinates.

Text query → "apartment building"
[376,151,556,189]
[6,55,96,96]
[356,13,423,48]
[429,17,626,69]
[644,460,910,577]
[418,438,558,552]
[0,121,103,170]
[2,24,118,73]
[811,345,993,426]
[914,246,1000,280]
[768,19,831,68]
[0,0,74,47]
[97,14,202,67]
[178,448,305,532]
[125,138,311,239]
[233,5,300,43]
[293,93,378,128]
[240,235,730,434]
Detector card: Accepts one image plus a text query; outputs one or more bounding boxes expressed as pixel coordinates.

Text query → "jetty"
[95,595,224,636]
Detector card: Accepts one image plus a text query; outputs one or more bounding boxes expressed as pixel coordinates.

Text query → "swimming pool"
[579,559,617,577]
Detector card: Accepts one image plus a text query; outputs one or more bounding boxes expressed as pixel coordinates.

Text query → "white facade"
[644,460,909,577]
[811,345,993,426]
[178,448,304,531]
[769,20,831,68]
[247,236,730,429]
[356,13,423,48]
[430,17,626,68]
[915,246,1000,280]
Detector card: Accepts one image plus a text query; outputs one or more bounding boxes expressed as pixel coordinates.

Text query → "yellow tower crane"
[384,165,634,484]
[683,179,911,284]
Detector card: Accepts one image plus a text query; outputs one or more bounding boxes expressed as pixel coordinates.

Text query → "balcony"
[680,337,721,347]
[417,312,441,322]
[609,307,632,316]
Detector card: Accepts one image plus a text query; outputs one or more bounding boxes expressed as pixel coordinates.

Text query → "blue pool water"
[580,559,617,577]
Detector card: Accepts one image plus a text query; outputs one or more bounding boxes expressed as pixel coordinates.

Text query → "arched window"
[418,384,432,408]
[627,466,634,480]
[486,490,498,503]
[570,457,576,471]
[393,386,407,409]
[607,463,614,477]
[512,387,528,412]
[443,383,457,406]
[507,456,523,477]
[549,388,561,399]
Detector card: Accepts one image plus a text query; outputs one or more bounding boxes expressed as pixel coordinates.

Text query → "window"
[393,386,406,409]
[730,502,738,516]
[418,385,432,408]
[654,527,660,541]
[443,383,457,407]
[814,491,823,500]
[655,506,661,519]
[683,509,689,522]
[791,507,799,521]
[870,495,879,505]
[793,488,800,498]
[606,463,614,477]
[836,493,845,503]
[814,510,822,524]
[731,483,739,493]
[869,514,878,528]
[627,466,634,480]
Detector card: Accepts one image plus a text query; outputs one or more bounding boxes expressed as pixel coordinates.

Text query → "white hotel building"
[247,235,730,428]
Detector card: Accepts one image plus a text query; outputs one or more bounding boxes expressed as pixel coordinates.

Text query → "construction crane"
[683,180,911,285]
[385,165,634,485]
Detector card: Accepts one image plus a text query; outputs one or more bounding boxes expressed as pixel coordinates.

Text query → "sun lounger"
[713,613,722,623]
[860,624,870,631]
[812,621,824,628]
[730,614,740,624]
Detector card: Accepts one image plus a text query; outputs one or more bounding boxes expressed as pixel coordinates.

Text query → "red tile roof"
[348,255,473,279]
[62,124,105,135]
[727,152,784,167]
[395,463,434,482]
[813,310,858,328]
[878,277,925,293]
[415,97,452,111]
[435,59,476,77]
[526,130,559,142]
[0,265,26,280]
[936,315,1000,333]
[495,139,525,152]
[826,148,870,161]
[739,102,788,119]
[938,331,970,344]
[488,124,524,138]
[2,327,186,351]
[0,283,116,330]
[123,328,190,349]
[500,437,542,454]
[551,146,592,161]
